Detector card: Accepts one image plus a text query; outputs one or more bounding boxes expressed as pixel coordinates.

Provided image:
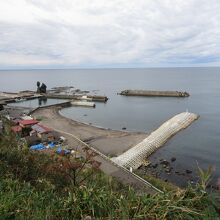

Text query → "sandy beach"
[32,106,147,156]
[32,106,160,194]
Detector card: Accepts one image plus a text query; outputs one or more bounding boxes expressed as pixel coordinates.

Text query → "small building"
[19,119,39,128]
[31,124,55,141]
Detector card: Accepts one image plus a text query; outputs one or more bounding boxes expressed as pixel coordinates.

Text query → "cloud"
[0,0,220,68]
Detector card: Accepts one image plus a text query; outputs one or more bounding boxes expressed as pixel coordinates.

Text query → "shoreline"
[32,106,162,194]
[32,106,148,157]
[59,108,139,133]
[32,106,210,189]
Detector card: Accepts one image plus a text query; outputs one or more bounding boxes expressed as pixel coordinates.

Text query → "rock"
[160,160,170,166]
[186,169,192,174]
[165,168,171,173]
[83,114,87,116]
[122,127,126,130]
[171,157,176,162]
[152,163,158,168]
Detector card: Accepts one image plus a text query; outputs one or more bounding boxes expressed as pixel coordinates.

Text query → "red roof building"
[19,119,39,128]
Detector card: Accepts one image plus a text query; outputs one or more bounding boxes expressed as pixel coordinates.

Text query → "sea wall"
[119,90,190,97]
[112,112,198,169]
[45,94,108,102]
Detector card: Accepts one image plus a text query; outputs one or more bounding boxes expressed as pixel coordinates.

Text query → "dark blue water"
[0,68,220,182]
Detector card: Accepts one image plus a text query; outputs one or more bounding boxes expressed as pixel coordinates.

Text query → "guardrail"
[53,128,163,194]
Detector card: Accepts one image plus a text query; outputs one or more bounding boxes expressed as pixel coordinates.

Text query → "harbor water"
[0,67,220,184]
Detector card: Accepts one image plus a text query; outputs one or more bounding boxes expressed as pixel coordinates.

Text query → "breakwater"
[45,94,108,102]
[0,92,42,105]
[112,112,198,169]
[119,90,189,97]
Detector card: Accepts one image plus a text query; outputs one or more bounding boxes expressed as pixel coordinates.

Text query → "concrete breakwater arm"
[112,112,198,169]
[45,94,108,102]
[71,101,96,108]
[119,90,190,97]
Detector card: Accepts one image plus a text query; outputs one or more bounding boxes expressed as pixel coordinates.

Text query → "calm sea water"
[0,68,220,182]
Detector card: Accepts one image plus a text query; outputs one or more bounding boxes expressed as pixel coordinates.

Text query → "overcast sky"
[0,0,220,69]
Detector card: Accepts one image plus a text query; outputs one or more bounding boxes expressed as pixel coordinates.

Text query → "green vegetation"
[0,130,220,219]
[136,172,179,192]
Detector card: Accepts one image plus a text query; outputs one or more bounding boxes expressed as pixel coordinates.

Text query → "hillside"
[0,130,220,219]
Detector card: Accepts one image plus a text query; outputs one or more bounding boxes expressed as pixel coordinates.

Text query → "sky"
[0,0,220,69]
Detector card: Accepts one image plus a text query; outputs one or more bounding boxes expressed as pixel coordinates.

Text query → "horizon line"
[0,66,220,71]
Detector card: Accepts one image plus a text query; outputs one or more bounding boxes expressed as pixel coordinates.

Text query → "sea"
[0,67,220,185]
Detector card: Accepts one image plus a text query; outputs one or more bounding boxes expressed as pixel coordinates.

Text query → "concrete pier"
[112,112,198,169]
[71,101,96,108]
[119,90,190,97]
[45,94,108,102]
[0,92,42,104]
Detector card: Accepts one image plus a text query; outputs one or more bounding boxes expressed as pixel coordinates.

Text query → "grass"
[0,128,220,219]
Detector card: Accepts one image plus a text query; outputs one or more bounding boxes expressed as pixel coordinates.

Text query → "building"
[31,124,56,141]
[19,119,39,128]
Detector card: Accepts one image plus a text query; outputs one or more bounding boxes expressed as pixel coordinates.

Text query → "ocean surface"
[0,67,220,183]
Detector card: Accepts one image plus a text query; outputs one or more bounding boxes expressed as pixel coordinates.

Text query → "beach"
[32,106,147,156]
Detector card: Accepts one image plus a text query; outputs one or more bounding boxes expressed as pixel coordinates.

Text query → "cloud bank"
[0,0,220,68]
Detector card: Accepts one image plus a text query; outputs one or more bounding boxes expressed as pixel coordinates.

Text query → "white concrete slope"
[112,112,199,170]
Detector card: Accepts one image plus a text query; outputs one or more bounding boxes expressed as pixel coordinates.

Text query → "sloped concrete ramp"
[112,112,198,169]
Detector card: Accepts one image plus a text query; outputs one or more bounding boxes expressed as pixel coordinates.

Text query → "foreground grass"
[0,129,220,219]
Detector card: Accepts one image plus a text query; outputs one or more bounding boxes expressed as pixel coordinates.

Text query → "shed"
[19,119,39,128]
[31,124,52,134]
[31,124,53,140]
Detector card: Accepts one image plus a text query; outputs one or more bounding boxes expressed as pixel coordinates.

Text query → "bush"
[0,133,220,219]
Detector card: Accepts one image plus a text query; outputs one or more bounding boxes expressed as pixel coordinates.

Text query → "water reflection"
[38,97,47,106]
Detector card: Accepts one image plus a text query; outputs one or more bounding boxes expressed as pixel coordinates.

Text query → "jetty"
[112,112,198,169]
[119,90,190,97]
[45,94,108,102]
[0,91,42,105]
[71,101,96,108]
